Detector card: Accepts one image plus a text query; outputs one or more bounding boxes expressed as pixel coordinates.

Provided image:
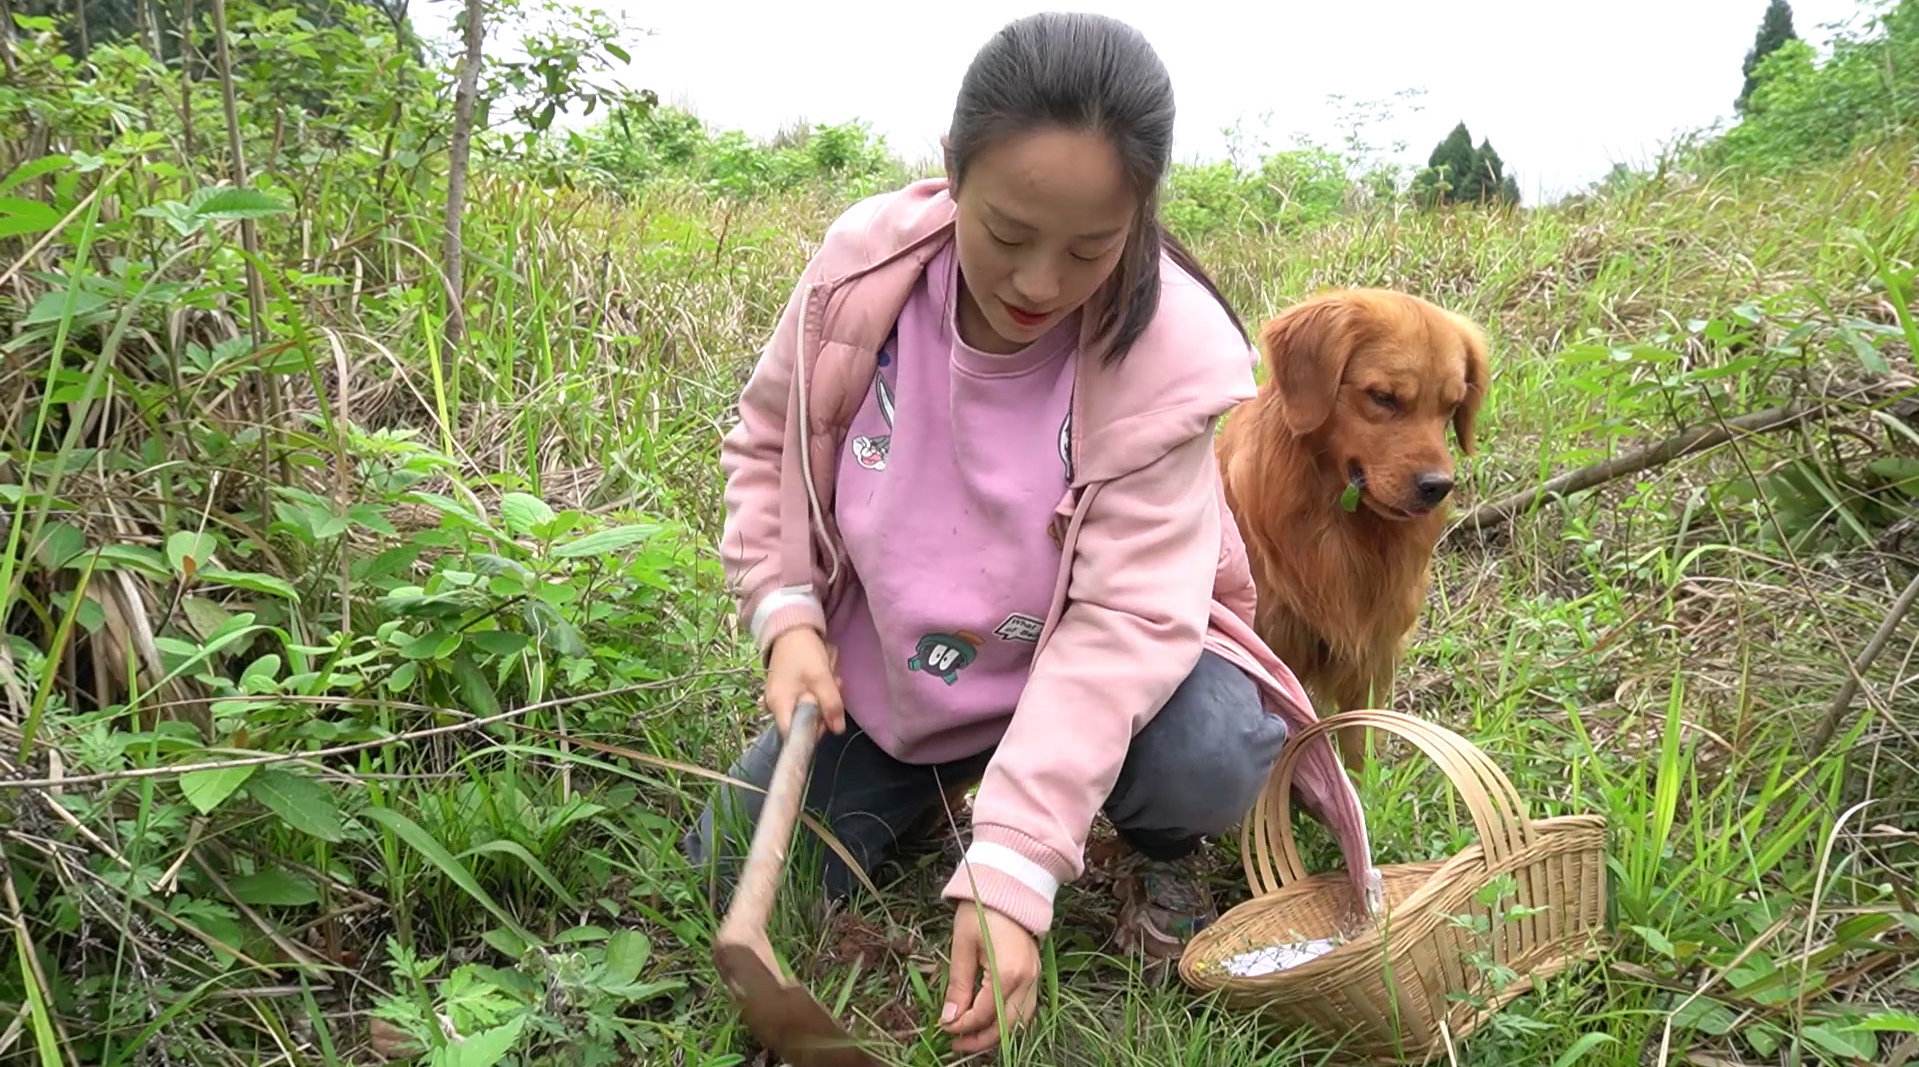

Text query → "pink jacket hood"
[718,178,1375,933]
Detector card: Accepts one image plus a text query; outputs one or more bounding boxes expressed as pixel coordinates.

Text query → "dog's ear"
[1261,298,1354,435]
[1450,312,1491,455]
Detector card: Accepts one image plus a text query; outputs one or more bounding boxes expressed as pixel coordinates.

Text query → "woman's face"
[951,126,1137,354]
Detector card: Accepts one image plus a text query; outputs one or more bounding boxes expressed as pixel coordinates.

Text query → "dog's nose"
[1414,473,1455,507]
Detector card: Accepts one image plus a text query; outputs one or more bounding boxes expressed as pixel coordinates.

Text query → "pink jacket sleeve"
[717,262,827,660]
[941,429,1223,935]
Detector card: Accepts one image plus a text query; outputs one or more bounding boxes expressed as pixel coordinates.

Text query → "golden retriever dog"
[1217,289,1490,768]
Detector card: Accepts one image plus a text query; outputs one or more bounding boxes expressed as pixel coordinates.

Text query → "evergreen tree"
[1428,121,1476,194]
[1465,138,1506,203]
[1737,0,1798,112]
[1414,121,1475,206]
[1414,123,1520,207]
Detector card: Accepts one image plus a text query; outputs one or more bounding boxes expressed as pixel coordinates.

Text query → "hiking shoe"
[1113,851,1217,963]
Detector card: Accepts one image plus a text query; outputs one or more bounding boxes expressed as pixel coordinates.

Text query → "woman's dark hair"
[945,11,1245,363]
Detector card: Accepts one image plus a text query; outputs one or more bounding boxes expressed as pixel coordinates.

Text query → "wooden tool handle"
[717,699,822,943]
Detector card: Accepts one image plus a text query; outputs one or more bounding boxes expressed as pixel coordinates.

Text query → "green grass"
[4,6,1919,1064]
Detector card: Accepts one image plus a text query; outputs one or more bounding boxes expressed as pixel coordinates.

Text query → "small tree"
[1414,122,1520,207]
[1414,121,1475,205]
[1737,0,1798,112]
[1432,122,1475,193]
[1466,138,1504,203]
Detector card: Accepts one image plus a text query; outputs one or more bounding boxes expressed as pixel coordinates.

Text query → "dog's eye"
[1367,389,1400,413]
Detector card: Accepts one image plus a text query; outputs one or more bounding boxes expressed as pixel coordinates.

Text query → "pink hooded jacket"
[718,178,1375,934]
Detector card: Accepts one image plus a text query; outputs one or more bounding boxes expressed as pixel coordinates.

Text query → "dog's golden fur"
[1218,289,1490,765]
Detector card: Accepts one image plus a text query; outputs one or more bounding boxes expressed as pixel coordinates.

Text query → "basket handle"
[1244,710,1537,896]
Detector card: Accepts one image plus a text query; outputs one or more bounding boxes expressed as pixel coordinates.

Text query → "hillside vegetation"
[1,1,1917,1064]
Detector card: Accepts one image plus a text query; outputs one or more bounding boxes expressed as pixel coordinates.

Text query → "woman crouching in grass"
[686,11,1364,1053]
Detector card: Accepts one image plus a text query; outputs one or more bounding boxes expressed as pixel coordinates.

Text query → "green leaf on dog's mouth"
[1339,483,1362,512]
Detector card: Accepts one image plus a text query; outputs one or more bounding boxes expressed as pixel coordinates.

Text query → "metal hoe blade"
[712,700,886,1067]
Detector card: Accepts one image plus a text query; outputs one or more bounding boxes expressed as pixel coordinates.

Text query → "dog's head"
[1258,289,1489,520]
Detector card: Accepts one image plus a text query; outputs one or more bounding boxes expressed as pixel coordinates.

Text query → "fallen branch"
[1449,401,1818,536]
[1812,567,1919,754]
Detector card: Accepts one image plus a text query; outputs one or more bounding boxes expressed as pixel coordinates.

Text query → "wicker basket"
[1178,710,1610,1063]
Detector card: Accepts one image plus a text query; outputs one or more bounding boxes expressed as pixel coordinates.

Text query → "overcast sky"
[413,0,1877,201]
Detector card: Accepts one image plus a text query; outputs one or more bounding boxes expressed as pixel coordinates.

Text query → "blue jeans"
[684,651,1290,898]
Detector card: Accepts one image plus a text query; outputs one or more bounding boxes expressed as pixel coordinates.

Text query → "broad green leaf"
[399,629,462,661]
[467,631,529,657]
[0,196,59,238]
[192,186,291,220]
[1833,911,1896,945]
[348,502,397,535]
[31,523,85,569]
[554,925,610,944]
[180,764,256,815]
[471,553,534,581]
[1860,1010,1919,1033]
[1671,996,1735,1036]
[451,655,501,717]
[77,543,168,577]
[481,927,530,959]
[1802,1022,1876,1060]
[1869,457,1919,495]
[544,510,585,539]
[0,154,72,194]
[603,929,650,985]
[51,591,106,635]
[362,808,534,945]
[163,896,244,966]
[228,869,320,907]
[1629,924,1674,958]
[180,596,235,640]
[166,530,218,575]
[1836,318,1892,374]
[135,200,201,237]
[430,1015,526,1067]
[240,654,282,694]
[550,523,661,559]
[402,491,499,536]
[498,492,555,535]
[26,285,110,324]
[384,660,419,692]
[1726,953,1778,991]
[521,599,587,657]
[199,567,300,601]
[247,769,345,842]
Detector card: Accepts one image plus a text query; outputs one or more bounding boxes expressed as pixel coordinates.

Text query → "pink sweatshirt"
[718,179,1377,935]
[827,243,1078,762]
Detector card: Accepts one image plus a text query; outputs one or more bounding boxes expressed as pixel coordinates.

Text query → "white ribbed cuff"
[749,585,820,645]
[962,841,1060,901]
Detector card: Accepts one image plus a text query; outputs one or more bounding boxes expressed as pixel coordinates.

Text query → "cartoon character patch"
[852,434,890,470]
[852,361,898,471]
[994,613,1043,644]
[907,630,981,686]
